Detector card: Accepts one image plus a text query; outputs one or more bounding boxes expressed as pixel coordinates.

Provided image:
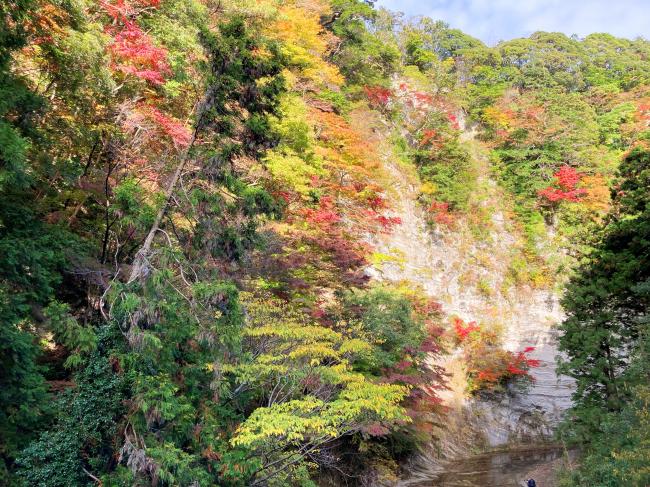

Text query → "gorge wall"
[359,112,575,483]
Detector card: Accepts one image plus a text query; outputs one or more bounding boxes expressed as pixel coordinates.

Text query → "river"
[410,446,571,487]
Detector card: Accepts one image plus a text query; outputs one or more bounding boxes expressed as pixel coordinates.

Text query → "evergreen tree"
[559,145,650,437]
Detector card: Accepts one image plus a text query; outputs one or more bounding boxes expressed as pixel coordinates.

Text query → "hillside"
[1,1,649,486]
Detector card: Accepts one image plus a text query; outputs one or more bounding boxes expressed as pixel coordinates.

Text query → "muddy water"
[412,447,567,487]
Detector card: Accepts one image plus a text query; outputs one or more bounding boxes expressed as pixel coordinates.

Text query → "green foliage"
[192,172,281,261]
[112,177,158,232]
[559,146,650,440]
[417,139,476,212]
[328,0,400,85]
[402,18,484,68]
[0,194,83,481]
[190,16,286,261]
[0,315,49,484]
[17,329,129,487]
[598,102,636,148]
[44,302,97,368]
[199,16,285,143]
[0,0,42,191]
[558,385,650,487]
[342,286,426,372]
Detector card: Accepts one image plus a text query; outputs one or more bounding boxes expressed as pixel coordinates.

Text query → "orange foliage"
[579,175,611,214]
[312,109,379,173]
[427,201,455,227]
[25,2,69,44]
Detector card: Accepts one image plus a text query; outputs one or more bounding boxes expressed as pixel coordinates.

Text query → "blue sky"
[375,0,649,45]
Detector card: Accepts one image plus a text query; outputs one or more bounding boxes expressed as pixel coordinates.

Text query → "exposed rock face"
[363,123,574,483]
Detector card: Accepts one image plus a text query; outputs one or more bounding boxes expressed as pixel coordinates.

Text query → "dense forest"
[1,0,648,485]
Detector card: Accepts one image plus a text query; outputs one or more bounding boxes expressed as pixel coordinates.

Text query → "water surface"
[414,447,565,487]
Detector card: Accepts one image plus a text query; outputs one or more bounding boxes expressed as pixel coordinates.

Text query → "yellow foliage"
[420,181,438,195]
[264,149,324,195]
[482,106,512,129]
[370,251,406,271]
[267,4,343,86]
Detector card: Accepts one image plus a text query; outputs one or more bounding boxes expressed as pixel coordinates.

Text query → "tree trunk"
[127,129,199,283]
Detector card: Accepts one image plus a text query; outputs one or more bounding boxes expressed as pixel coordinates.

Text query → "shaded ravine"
[363,123,574,483]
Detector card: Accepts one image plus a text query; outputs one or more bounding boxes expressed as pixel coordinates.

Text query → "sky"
[374,0,650,45]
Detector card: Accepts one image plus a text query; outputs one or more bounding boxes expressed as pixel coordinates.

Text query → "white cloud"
[375,0,649,44]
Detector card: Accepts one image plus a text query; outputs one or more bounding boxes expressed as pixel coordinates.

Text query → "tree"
[326,0,400,85]
[559,145,650,437]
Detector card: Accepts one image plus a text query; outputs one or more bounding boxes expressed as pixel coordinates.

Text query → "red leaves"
[303,232,369,272]
[413,91,434,106]
[506,363,527,375]
[539,187,585,203]
[396,82,434,111]
[555,165,581,189]
[471,347,539,390]
[539,166,587,203]
[302,196,341,228]
[414,298,443,317]
[108,20,171,85]
[102,0,170,86]
[403,90,433,110]
[420,129,439,147]
[428,201,449,213]
[363,422,390,437]
[453,317,479,341]
[273,191,293,204]
[310,303,326,320]
[375,214,402,231]
[147,107,192,149]
[427,201,454,226]
[418,336,440,353]
[447,113,460,130]
[101,0,160,21]
[360,209,402,233]
[367,194,387,210]
[395,360,413,371]
[363,86,393,108]
[506,347,540,376]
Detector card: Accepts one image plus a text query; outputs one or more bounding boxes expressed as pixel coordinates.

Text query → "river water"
[410,446,568,487]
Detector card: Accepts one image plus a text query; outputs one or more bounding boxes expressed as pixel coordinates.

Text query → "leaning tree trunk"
[127,108,204,284]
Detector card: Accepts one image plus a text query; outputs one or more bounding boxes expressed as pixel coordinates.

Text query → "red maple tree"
[539,166,587,203]
[107,20,171,85]
[453,317,480,341]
